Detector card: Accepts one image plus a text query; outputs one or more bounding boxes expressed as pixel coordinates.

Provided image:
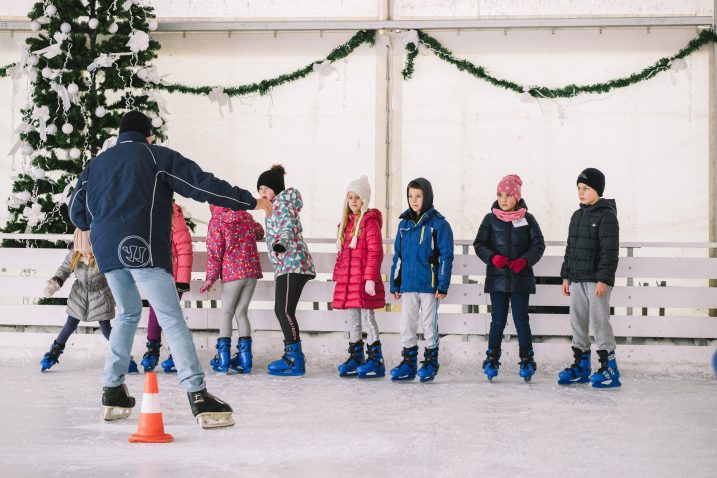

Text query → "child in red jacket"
[201,205,264,374]
[140,201,193,373]
[331,176,386,378]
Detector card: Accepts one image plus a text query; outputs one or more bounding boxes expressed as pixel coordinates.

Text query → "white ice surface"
[1,336,716,478]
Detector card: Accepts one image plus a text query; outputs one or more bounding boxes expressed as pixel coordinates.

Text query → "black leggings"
[274,273,312,343]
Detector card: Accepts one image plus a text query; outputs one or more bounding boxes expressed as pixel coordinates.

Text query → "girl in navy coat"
[474,174,545,382]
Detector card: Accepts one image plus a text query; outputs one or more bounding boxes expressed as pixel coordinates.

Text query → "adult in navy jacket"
[69,111,271,429]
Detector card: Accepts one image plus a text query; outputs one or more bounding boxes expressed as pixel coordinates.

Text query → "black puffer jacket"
[473,200,546,294]
[560,198,619,286]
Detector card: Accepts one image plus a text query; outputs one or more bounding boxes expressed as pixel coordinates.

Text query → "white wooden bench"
[1,234,716,341]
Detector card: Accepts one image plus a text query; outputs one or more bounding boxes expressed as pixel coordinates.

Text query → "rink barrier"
[0,235,716,341]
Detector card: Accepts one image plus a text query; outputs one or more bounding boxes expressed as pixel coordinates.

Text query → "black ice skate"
[187,389,235,429]
[102,384,135,421]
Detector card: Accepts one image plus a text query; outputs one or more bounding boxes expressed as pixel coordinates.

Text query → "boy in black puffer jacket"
[474,174,545,382]
[558,168,621,388]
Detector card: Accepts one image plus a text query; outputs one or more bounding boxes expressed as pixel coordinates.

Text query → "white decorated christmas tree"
[2,0,170,247]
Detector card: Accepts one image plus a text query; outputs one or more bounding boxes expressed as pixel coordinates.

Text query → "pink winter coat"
[171,203,193,283]
[205,207,264,285]
[331,208,386,310]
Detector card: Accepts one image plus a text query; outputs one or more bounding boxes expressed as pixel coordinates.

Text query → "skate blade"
[523,376,532,382]
[357,372,385,379]
[592,378,622,389]
[196,412,236,429]
[419,376,435,383]
[557,376,590,385]
[390,375,416,381]
[103,406,132,421]
[162,368,177,374]
[267,370,305,377]
[339,372,358,378]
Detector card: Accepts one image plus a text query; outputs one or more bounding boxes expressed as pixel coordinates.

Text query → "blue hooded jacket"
[389,178,454,294]
[69,131,256,274]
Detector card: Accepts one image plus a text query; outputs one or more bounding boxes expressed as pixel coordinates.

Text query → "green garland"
[153,29,376,96]
[0,62,16,77]
[404,29,717,98]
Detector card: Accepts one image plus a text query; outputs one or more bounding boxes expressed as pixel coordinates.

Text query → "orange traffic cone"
[128,372,173,443]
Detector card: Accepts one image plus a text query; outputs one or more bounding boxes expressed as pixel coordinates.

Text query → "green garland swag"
[403,29,717,98]
[3,28,717,100]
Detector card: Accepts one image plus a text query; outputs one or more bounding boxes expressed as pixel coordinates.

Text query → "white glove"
[365,280,376,296]
[44,279,60,297]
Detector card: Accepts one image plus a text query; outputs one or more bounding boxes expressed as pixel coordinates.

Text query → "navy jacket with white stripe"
[69,131,257,274]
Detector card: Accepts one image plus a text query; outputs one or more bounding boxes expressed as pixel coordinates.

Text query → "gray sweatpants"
[400,292,439,349]
[347,308,380,344]
[220,278,257,338]
[569,281,616,352]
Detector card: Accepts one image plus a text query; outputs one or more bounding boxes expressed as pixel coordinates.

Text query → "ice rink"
[0,335,715,477]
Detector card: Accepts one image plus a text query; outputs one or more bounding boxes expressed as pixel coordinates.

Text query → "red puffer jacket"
[171,203,193,283]
[331,208,386,310]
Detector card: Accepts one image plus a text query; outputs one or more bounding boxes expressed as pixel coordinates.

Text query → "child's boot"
[483,348,501,381]
[161,354,176,373]
[140,339,161,372]
[390,345,418,381]
[230,337,253,373]
[590,350,621,388]
[267,341,306,377]
[356,341,386,378]
[518,347,537,382]
[557,346,591,385]
[40,341,65,371]
[417,346,440,382]
[212,337,232,373]
[338,340,365,377]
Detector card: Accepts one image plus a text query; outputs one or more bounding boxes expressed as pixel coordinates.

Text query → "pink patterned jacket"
[205,207,264,285]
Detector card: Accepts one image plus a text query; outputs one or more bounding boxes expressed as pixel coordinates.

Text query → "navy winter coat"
[473,200,546,294]
[69,131,256,274]
[560,198,620,287]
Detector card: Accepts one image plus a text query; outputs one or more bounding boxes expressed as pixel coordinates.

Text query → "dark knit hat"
[577,167,605,196]
[119,111,153,137]
[257,164,286,195]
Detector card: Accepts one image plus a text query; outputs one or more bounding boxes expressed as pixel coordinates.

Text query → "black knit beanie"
[119,111,153,137]
[577,168,605,197]
[257,165,286,195]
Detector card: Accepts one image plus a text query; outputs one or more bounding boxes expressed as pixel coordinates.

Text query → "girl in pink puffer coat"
[332,175,386,379]
[201,205,264,374]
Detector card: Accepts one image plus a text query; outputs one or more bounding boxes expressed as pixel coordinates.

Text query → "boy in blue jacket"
[390,178,454,382]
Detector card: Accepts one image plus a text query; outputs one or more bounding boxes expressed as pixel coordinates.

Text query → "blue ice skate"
[590,350,621,389]
[483,348,501,382]
[390,346,418,381]
[558,347,591,385]
[417,346,439,383]
[212,337,232,374]
[40,341,65,371]
[127,356,139,374]
[519,348,536,382]
[230,337,253,374]
[140,340,161,372]
[161,354,176,373]
[338,341,365,377]
[357,341,386,379]
[267,341,305,377]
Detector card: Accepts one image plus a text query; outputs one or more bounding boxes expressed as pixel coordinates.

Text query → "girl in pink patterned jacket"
[201,205,264,374]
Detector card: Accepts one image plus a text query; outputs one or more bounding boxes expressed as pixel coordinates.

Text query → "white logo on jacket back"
[118,235,151,267]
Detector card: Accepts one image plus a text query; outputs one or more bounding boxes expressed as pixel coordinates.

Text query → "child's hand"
[365,280,376,296]
[255,197,273,217]
[491,255,510,269]
[562,280,571,296]
[43,279,60,297]
[392,292,401,300]
[435,291,446,300]
[508,258,528,273]
[199,282,213,294]
[595,282,608,297]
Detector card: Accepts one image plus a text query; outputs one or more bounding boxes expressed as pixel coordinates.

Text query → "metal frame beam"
[0,16,713,32]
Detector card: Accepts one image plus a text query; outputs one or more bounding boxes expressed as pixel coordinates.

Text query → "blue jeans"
[488,292,533,351]
[103,267,205,392]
